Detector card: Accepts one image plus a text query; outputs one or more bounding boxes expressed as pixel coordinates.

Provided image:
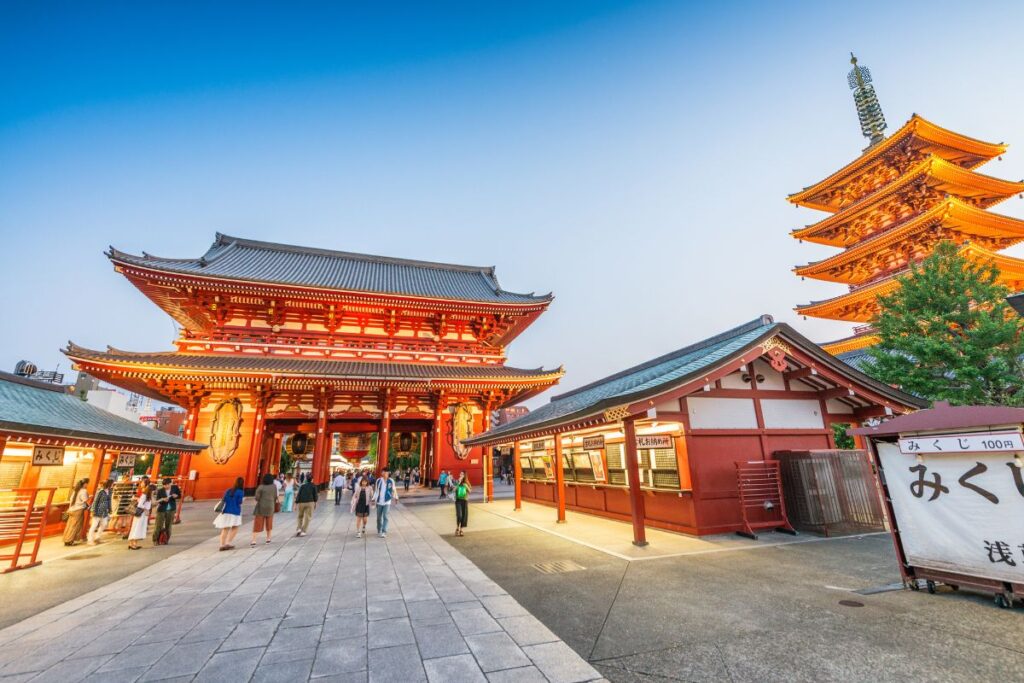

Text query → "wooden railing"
[0,488,56,572]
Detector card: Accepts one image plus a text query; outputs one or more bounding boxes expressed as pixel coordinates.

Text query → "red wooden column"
[622,418,648,546]
[311,389,330,486]
[481,406,493,502]
[87,448,106,493]
[246,404,268,486]
[377,389,392,474]
[513,440,523,511]
[177,401,201,476]
[150,452,163,480]
[552,433,567,523]
[431,396,445,484]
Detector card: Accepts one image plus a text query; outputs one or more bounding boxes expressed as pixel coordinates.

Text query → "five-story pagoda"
[65,234,563,498]
[789,55,1024,355]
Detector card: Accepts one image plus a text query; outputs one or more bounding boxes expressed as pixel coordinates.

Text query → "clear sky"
[3,1,1024,407]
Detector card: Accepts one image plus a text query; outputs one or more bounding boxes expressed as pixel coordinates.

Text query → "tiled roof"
[834,349,873,373]
[0,372,204,452]
[466,315,925,444]
[65,345,562,383]
[466,317,777,442]
[108,233,551,305]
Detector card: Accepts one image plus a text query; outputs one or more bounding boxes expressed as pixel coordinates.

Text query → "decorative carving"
[761,337,792,372]
[209,398,243,465]
[450,403,475,459]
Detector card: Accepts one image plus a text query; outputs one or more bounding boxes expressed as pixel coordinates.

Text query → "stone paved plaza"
[0,504,603,683]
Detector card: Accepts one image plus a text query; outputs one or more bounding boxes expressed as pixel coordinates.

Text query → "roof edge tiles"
[465,315,925,445]
[64,343,563,381]
[0,372,204,452]
[107,233,553,305]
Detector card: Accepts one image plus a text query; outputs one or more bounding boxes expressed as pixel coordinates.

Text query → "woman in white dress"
[127,484,154,550]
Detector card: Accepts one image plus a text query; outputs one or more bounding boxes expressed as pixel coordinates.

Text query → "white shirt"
[374,478,395,505]
[333,474,344,489]
[273,479,283,494]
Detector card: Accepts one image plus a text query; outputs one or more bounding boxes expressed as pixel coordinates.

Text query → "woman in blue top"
[214,477,245,551]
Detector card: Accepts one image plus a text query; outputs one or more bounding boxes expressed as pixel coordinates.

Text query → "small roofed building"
[464,316,924,543]
[65,234,562,499]
[0,371,203,535]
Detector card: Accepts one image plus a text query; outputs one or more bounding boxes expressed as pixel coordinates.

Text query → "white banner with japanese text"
[878,442,1024,584]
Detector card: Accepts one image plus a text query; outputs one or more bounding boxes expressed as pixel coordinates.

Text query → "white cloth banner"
[878,442,1024,584]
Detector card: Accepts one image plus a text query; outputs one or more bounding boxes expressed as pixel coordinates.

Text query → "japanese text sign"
[582,436,605,451]
[32,445,64,466]
[898,431,1024,455]
[877,442,1024,584]
[115,453,137,469]
[636,435,672,450]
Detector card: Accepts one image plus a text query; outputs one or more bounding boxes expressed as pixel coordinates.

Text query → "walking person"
[282,473,296,513]
[373,469,398,538]
[350,476,372,538]
[62,478,90,546]
[403,470,411,492]
[151,478,179,545]
[295,476,319,536]
[250,473,279,546]
[453,472,471,536]
[127,484,154,550]
[437,470,449,499]
[87,479,113,545]
[214,477,245,550]
[333,470,345,505]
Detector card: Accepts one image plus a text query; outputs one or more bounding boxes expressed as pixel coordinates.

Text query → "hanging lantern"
[339,432,373,462]
[289,433,309,457]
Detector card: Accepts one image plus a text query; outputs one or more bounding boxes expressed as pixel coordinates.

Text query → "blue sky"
[3,1,1024,405]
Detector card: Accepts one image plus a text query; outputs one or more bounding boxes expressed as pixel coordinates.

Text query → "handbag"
[61,510,70,522]
[214,500,225,513]
[133,506,145,518]
[274,499,282,513]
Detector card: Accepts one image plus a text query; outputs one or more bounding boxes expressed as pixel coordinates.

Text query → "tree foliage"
[865,241,1024,405]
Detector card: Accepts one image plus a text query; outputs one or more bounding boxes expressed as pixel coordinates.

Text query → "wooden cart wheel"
[926,580,936,594]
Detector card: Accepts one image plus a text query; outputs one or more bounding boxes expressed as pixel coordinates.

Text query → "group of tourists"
[61,475,181,551]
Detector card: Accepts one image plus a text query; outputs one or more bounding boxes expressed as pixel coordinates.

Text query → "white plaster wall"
[720,371,747,389]
[655,398,680,413]
[826,399,855,415]
[760,399,824,429]
[687,397,758,429]
[752,359,786,390]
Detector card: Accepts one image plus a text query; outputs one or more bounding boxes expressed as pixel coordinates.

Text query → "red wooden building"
[465,315,924,542]
[65,234,562,499]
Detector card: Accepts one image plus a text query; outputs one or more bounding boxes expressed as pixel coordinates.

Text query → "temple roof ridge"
[107,233,553,305]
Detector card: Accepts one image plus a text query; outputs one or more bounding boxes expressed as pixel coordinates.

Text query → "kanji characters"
[985,540,1017,566]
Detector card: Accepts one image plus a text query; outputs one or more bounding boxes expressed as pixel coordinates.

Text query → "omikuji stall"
[464,315,924,544]
[851,403,1024,608]
[0,372,203,566]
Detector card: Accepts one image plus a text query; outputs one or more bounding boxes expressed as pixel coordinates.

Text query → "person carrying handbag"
[214,477,245,550]
[453,472,471,537]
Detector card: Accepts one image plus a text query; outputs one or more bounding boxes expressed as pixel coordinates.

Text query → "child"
[350,476,372,538]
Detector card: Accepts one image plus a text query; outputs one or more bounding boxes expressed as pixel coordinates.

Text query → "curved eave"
[796,244,1024,321]
[466,325,923,445]
[793,201,1024,283]
[789,115,1009,211]
[791,157,1024,244]
[821,334,880,355]
[0,422,204,453]
[64,347,564,387]
[108,252,553,310]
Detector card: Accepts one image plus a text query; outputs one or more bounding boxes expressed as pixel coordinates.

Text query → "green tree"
[865,241,1024,405]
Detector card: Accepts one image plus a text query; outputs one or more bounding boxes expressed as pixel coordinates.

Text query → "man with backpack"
[372,469,398,538]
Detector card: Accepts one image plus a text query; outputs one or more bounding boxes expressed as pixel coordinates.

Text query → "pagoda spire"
[848,53,887,146]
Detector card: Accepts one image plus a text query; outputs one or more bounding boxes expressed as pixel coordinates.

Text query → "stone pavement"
[0,503,603,683]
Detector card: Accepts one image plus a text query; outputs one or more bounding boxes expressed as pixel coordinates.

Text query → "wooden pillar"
[482,407,493,502]
[312,391,329,486]
[513,440,523,511]
[0,436,7,465]
[246,403,267,487]
[432,399,444,483]
[150,452,163,480]
[623,418,648,546]
[87,448,106,494]
[177,402,201,476]
[378,403,389,473]
[553,433,567,523]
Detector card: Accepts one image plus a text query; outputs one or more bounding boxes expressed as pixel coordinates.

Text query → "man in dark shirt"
[295,478,319,537]
[152,478,180,544]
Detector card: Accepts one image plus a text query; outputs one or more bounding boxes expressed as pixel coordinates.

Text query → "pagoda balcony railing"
[181,331,501,359]
[852,324,875,336]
